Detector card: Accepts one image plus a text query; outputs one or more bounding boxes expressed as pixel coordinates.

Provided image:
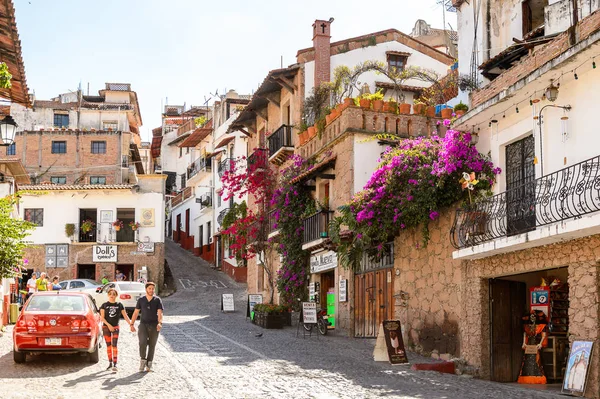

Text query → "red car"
[13,292,103,364]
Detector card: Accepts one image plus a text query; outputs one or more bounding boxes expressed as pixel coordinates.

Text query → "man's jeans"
[138,322,160,362]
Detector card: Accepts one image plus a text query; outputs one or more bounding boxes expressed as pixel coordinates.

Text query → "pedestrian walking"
[100,288,133,373]
[101,275,109,285]
[26,274,36,300]
[50,276,61,290]
[36,272,48,291]
[129,281,163,372]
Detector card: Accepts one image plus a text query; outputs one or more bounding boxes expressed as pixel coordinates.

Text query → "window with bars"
[51,141,67,154]
[90,176,107,185]
[24,208,43,226]
[387,54,408,71]
[50,176,66,184]
[53,114,69,128]
[91,141,107,154]
[6,142,15,156]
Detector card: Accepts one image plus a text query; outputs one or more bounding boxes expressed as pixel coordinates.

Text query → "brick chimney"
[312,19,332,88]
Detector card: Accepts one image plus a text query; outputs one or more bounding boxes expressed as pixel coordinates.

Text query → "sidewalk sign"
[382,320,408,364]
[373,323,388,362]
[246,294,263,319]
[562,340,594,395]
[221,294,234,312]
[302,302,317,323]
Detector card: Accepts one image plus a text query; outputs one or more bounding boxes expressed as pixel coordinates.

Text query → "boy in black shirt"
[100,288,133,372]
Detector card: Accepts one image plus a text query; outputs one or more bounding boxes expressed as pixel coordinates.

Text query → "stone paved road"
[0,240,566,399]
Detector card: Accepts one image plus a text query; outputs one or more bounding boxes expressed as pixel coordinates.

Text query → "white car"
[91,282,146,316]
[58,279,102,292]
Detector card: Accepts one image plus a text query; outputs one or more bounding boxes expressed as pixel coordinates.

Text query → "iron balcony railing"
[267,124,293,156]
[247,148,269,171]
[450,154,600,249]
[217,208,230,225]
[268,209,278,233]
[78,223,99,243]
[218,158,234,177]
[187,156,211,179]
[303,210,334,244]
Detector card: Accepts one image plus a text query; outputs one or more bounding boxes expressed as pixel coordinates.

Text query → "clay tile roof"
[0,0,30,107]
[178,127,212,148]
[151,136,163,158]
[165,118,185,125]
[19,184,136,191]
[214,135,234,149]
[0,158,29,184]
[290,155,337,184]
[152,126,162,137]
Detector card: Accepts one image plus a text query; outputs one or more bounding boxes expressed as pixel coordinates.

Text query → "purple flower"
[429,211,439,220]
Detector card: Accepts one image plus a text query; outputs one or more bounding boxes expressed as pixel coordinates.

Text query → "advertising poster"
[562,341,594,394]
[382,320,408,364]
[246,294,263,319]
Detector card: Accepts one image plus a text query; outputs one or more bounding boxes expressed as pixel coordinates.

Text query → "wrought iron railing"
[450,154,600,249]
[267,124,293,156]
[303,210,334,244]
[218,158,234,177]
[187,156,211,179]
[78,223,99,243]
[217,208,230,225]
[247,148,268,171]
[268,209,278,233]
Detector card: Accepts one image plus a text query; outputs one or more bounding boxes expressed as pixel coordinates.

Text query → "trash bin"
[9,303,19,324]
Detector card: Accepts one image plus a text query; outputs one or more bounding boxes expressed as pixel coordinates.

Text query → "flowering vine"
[331,128,501,266]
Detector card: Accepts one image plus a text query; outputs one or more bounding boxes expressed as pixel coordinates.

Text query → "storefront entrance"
[77,264,96,280]
[116,264,134,281]
[489,267,569,384]
[354,243,394,338]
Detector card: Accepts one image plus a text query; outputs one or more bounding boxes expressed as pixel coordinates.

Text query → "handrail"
[302,210,334,244]
[450,154,600,249]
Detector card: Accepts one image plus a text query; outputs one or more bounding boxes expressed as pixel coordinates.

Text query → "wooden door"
[185,209,190,233]
[354,269,393,337]
[490,279,526,382]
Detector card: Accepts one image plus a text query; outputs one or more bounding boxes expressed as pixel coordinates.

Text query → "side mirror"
[95,287,102,293]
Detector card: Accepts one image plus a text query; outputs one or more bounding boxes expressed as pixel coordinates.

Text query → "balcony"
[267,209,280,239]
[247,148,268,172]
[217,208,230,226]
[187,156,212,180]
[218,158,235,178]
[267,124,294,165]
[297,105,446,161]
[302,210,334,249]
[77,223,99,243]
[450,154,600,258]
[170,186,193,209]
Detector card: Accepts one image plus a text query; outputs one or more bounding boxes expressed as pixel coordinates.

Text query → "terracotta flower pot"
[330,108,339,119]
[114,226,121,232]
[308,126,317,139]
[383,102,391,112]
[399,103,411,114]
[372,99,384,111]
[325,114,332,125]
[426,106,436,118]
[344,98,354,107]
[455,110,466,118]
[359,98,371,109]
[413,104,425,115]
[300,130,309,145]
[441,108,453,119]
[336,103,345,113]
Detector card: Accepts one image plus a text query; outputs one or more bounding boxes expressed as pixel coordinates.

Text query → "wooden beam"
[263,91,280,108]
[316,173,336,180]
[274,76,297,93]
[255,108,268,122]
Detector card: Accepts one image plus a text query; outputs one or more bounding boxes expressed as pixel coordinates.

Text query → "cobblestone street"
[0,241,567,399]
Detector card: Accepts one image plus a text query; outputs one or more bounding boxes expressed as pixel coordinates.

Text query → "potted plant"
[398,100,410,115]
[359,94,371,109]
[413,99,426,115]
[460,172,487,236]
[368,89,384,111]
[252,304,289,329]
[454,101,469,117]
[65,223,75,238]
[441,107,453,119]
[129,221,141,231]
[112,219,124,232]
[81,219,95,234]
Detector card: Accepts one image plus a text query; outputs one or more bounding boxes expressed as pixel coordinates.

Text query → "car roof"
[32,291,89,296]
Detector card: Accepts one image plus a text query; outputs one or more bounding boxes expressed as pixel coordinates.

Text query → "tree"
[0,196,35,278]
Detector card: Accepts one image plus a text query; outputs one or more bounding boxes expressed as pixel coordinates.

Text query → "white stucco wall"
[19,190,165,244]
[304,40,452,101]
[353,134,389,195]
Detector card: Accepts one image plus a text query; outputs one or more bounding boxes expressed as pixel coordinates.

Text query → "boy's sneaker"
[112,366,118,373]
[139,359,146,372]
[145,361,153,372]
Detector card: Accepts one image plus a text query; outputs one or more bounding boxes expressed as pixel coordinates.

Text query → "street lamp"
[0,115,18,146]
[545,82,559,102]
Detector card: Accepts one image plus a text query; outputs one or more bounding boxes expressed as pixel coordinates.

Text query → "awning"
[214,135,235,149]
[167,132,191,146]
[151,136,163,158]
[179,127,212,148]
[0,158,30,184]
[290,155,336,184]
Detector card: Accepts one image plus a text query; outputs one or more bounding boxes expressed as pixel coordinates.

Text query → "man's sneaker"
[112,366,118,373]
[145,361,153,372]
[139,359,146,372]
[106,363,113,371]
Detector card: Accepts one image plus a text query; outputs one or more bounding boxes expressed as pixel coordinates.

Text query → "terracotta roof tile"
[19,184,136,191]
[214,135,234,149]
[290,155,337,184]
[179,127,212,148]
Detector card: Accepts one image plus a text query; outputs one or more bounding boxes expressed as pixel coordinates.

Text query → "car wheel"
[89,341,100,363]
[13,348,25,364]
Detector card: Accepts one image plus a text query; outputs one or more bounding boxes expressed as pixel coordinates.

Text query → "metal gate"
[354,243,394,338]
[506,135,536,236]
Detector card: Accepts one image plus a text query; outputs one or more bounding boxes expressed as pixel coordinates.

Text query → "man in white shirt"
[26,275,36,300]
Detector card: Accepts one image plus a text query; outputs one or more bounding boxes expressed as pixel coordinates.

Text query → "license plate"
[45,338,62,346]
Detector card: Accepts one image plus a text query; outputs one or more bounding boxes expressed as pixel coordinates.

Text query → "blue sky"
[14,0,455,141]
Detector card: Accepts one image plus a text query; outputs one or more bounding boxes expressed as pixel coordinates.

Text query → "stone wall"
[393,207,463,356]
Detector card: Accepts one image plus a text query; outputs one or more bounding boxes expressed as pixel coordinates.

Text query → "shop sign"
[302,302,317,324]
[92,245,118,262]
[310,251,337,273]
[382,320,408,364]
[339,279,347,302]
[246,294,263,318]
[137,242,155,253]
[221,294,234,312]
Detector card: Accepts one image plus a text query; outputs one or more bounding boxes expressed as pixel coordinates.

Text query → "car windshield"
[82,279,100,286]
[117,283,145,291]
[26,295,87,312]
